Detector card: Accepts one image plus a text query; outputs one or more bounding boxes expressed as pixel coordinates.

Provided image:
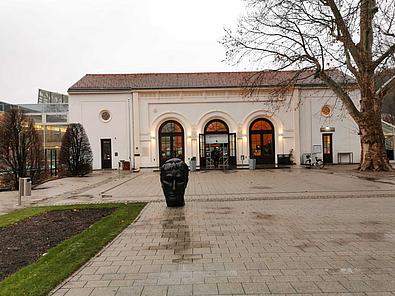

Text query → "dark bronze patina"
[160,158,189,207]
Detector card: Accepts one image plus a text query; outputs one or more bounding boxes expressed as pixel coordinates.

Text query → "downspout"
[127,97,132,171]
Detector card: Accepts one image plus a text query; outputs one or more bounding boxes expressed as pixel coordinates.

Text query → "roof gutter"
[67,82,358,95]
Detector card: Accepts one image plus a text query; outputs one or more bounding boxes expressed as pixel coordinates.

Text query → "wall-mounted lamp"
[150,131,156,141]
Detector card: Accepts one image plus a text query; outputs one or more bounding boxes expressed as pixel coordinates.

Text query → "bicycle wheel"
[316,160,324,169]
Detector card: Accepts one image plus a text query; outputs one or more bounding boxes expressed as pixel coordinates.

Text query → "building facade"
[0,90,69,175]
[68,71,362,170]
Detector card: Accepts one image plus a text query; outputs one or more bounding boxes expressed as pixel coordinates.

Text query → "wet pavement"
[2,165,395,215]
[51,197,395,295]
[2,165,395,295]
[29,166,395,208]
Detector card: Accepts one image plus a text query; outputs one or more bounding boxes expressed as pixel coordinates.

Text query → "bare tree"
[0,108,43,189]
[222,0,395,171]
[59,123,92,176]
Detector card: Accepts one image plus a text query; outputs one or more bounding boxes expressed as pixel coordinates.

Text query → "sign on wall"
[205,134,229,144]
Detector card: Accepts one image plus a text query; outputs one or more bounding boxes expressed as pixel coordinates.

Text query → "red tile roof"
[68,70,354,92]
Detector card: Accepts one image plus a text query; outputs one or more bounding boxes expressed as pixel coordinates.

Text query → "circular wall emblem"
[321,105,332,117]
[99,110,111,122]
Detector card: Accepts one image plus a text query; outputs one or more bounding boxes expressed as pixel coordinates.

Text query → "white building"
[68,71,361,170]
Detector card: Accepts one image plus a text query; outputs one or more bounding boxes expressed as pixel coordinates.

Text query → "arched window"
[250,119,273,131]
[159,120,184,166]
[204,119,229,134]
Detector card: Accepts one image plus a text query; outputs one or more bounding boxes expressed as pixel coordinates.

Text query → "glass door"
[322,134,333,164]
[159,121,184,166]
[101,139,112,169]
[249,118,275,165]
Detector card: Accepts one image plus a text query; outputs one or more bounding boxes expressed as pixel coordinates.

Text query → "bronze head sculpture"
[160,158,189,207]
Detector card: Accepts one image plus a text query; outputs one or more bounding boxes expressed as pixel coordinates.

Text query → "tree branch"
[373,43,395,69]
[325,0,361,65]
[318,70,361,122]
[376,73,395,97]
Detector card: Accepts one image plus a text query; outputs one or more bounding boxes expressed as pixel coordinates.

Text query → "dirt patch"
[0,208,114,281]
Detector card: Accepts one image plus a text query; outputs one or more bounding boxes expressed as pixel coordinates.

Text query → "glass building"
[0,90,69,175]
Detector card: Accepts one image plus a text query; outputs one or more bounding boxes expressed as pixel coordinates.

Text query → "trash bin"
[19,177,31,197]
[25,178,31,196]
[249,158,256,170]
[277,154,291,165]
[189,157,196,172]
[122,161,130,171]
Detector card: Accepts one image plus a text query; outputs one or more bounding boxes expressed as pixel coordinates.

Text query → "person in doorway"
[212,147,220,168]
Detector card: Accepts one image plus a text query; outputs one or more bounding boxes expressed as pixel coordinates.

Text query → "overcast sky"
[0,0,246,104]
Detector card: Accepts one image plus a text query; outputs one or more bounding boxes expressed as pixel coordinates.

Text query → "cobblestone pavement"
[51,197,395,296]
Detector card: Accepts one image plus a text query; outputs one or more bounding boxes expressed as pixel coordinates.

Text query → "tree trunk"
[359,110,393,171]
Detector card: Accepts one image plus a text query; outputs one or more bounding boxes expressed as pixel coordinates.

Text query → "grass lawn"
[0,202,146,296]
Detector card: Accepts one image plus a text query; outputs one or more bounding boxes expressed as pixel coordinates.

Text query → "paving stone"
[90,287,118,296]
[85,280,110,288]
[64,287,93,296]
[290,281,321,293]
[50,289,69,296]
[192,283,219,295]
[95,266,120,274]
[242,282,270,294]
[217,283,244,294]
[115,286,143,296]
[205,276,228,284]
[102,273,126,280]
[109,279,135,287]
[139,264,162,273]
[141,285,168,296]
[339,280,376,292]
[267,282,296,293]
[168,284,193,295]
[62,281,86,288]
[315,281,348,292]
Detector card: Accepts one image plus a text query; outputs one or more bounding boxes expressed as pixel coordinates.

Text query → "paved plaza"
[1,165,395,295]
[1,165,394,213]
[51,197,395,296]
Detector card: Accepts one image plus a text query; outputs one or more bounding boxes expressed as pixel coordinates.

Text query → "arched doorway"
[249,118,275,165]
[159,120,184,166]
[199,119,236,169]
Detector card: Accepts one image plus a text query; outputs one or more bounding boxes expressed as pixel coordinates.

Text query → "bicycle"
[304,154,324,169]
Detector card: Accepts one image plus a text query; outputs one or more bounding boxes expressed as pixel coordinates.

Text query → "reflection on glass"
[251,134,261,157]
[45,125,67,148]
[262,134,273,155]
[46,114,67,123]
[159,121,184,165]
[323,135,331,154]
